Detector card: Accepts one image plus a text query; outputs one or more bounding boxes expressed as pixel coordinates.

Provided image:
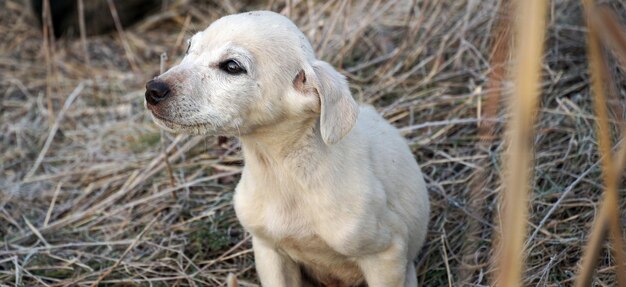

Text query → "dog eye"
[185,40,191,54]
[219,59,246,75]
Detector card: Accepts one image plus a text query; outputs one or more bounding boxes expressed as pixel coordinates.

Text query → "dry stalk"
[594,6,626,71]
[77,0,90,66]
[173,14,192,53]
[441,234,453,287]
[575,1,626,286]
[493,1,547,286]
[478,0,511,141]
[43,181,63,227]
[594,8,626,165]
[460,0,511,283]
[76,0,102,103]
[24,83,85,180]
[317,0,348,57]
[159,52,178,192]
[106,0,140,73]
[42,0,55,127]
[88,218,156,287]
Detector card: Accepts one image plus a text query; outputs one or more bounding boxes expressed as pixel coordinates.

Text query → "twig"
[77,0,90,66]
[106,0,139,73]
[10,135,198,244]
[195,234,252,273]
[43,181,63,227]
[174,14,192,53]
[317,0,348,57]
[2,240,135,255]
[526,161,600,248]
[13,256,20,287]
[89,218,157,287]
[159,52,177,192]
[24,82,85,180]
[42,0,56,127]
[159,52,168,75]
[399,118,484,134]
[441,234,453,287]
[22,216,50,247]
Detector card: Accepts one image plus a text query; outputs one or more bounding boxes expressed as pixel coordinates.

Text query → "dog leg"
[405,262,418,287]
[357,236,414,287]
[253,237,303,287]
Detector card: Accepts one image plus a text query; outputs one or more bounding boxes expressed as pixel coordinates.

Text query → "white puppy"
[145,11,430,287]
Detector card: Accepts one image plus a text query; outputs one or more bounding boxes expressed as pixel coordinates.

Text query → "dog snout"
[145,79,171,105]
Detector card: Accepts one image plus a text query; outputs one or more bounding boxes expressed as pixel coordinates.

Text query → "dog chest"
[233,174,312,236]
[279,235,365,286]
[234,179,366,286]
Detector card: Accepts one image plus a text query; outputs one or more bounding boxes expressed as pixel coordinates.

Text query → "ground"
[1,0,626,286]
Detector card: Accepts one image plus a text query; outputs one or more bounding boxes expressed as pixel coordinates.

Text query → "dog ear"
[307,60,358,145]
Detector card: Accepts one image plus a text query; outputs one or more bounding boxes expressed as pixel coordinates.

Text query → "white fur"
[147,11,430,287]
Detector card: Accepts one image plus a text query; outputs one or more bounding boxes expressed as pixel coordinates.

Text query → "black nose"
[145,79,171,105]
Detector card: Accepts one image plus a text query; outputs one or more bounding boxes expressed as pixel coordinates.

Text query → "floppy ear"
[308,60,358,145]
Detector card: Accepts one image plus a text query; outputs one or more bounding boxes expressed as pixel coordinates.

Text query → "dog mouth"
[149,111,216,134]
[151,112,193,128]
[150,111,176,124]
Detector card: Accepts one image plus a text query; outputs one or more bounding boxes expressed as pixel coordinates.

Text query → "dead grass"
[1,0,626,286]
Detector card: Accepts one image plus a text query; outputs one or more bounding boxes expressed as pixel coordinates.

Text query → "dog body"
[235,106,429,286]
[145,11,429,287]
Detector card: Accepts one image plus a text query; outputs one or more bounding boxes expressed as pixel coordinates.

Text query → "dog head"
[145,11,358,144]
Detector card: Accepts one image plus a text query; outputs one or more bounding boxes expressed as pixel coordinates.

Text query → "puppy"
[145,11,430,287]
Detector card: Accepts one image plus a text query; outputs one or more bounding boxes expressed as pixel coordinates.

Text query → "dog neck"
[239,117,326,172]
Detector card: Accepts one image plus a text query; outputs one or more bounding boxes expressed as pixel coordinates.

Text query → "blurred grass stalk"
[593,6,626,173]
[575,1,626,286]
[159,52,178,191]
[594,6,626,71]
[42,0,56,127]
[107,0,139,73]
[460,0,511,283]
[493,0,546,286]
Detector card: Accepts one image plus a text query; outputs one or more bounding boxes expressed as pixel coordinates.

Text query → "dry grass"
[1,0,626,286]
